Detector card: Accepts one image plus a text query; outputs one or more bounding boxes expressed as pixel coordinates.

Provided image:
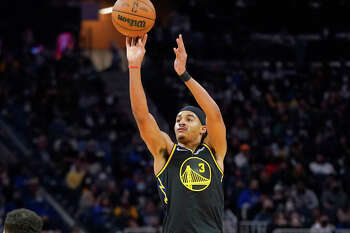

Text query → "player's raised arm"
[173,34,227,164]
[126,35,173,174]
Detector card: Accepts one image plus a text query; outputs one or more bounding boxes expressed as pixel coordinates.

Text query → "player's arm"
[173,34,227,163]
[126,35,174,173]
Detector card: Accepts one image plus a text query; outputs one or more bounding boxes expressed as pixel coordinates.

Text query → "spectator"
[289,211,303,228]
[337,202,350,228]
[272,184,286,211]
[291,182,319,217]
[254,198,274,223]
[310,215,335,233]
[321,179,347,221]
[309,154,335,176]
[273,212,288,228]
[238,179,261,219]
[234,144,250,168]
[142,201,161,227]
[259,170,275,195]
[290,163,307,184]
[66,159,87,190]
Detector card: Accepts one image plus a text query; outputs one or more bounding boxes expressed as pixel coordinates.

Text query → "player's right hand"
[126,34,148,67]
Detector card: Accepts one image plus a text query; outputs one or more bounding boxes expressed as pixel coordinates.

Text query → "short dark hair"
[4,208,43,233]
[179,106,206,125]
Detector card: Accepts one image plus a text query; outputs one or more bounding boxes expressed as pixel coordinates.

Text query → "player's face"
[174,111,205,143]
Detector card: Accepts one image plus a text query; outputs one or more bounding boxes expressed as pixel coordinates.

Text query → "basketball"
[111,0,156,37]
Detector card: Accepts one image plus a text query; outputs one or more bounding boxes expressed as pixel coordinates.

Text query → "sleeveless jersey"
[156,143,224,233]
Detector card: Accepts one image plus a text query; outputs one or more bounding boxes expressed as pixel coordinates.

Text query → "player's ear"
[200,125,207,134]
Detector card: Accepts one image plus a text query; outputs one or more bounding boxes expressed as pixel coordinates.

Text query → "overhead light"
[99,6,113,14]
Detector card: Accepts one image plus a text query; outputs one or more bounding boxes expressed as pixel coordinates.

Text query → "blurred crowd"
[0,28,141,232]
[0,161,68,233]
[1,0,350,233]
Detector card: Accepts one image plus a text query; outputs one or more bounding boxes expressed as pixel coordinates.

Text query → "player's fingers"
[176,39,185,54]
[176,38,181,51]
[173,48,178,56]
[126,37,130,47]
[138,38,142,47]
[131,37,135,46]
[179,34,186,52]
[142,34,148,46]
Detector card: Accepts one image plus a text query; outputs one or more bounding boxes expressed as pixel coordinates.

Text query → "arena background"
[1,0,350,233]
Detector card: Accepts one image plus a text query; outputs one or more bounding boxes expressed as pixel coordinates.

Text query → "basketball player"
[126,34,226,233]
[3,208,43,233]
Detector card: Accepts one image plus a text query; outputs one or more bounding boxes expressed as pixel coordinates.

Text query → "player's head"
[4,208,43,233]
[174,106,207,144]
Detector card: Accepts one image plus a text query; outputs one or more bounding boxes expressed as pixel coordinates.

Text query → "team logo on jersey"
[179,157,211,191]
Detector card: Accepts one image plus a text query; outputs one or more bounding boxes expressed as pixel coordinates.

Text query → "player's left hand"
[173,34,187,76]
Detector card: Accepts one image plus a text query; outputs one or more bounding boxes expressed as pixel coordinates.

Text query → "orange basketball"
[111,0,156,37]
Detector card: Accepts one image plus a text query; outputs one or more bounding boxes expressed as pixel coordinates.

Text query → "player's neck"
[178,139,202,153]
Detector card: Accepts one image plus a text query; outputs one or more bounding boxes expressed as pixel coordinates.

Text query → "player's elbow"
[139,130,148,142]
[132,109,148,121]
[134,113,154,130]
[135,120,150,141]
[133,114,148,125]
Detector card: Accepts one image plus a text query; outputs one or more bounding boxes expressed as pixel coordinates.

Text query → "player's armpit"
[160,131,175,154]
[204,132,225,173]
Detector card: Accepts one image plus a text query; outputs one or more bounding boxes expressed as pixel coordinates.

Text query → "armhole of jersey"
[203,143,224,176]
[156,144,177,178]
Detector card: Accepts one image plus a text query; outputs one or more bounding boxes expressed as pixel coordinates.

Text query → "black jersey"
[156,143,224,233]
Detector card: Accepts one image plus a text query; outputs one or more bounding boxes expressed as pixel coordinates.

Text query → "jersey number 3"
[198,163,205,173]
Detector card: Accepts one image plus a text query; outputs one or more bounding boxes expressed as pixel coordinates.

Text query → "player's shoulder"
[203,137,226,159]
[202,141,216,154]
[203,137,213,150]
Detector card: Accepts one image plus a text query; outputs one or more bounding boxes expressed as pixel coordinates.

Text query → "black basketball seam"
[112,14,154,31]
[112,15,154,32]
[115,0,155,14]
[112,9,155,21]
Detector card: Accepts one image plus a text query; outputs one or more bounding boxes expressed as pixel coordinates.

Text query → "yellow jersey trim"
[156,144,177,178]
[203,143,224,175]
[157,177,168,204]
